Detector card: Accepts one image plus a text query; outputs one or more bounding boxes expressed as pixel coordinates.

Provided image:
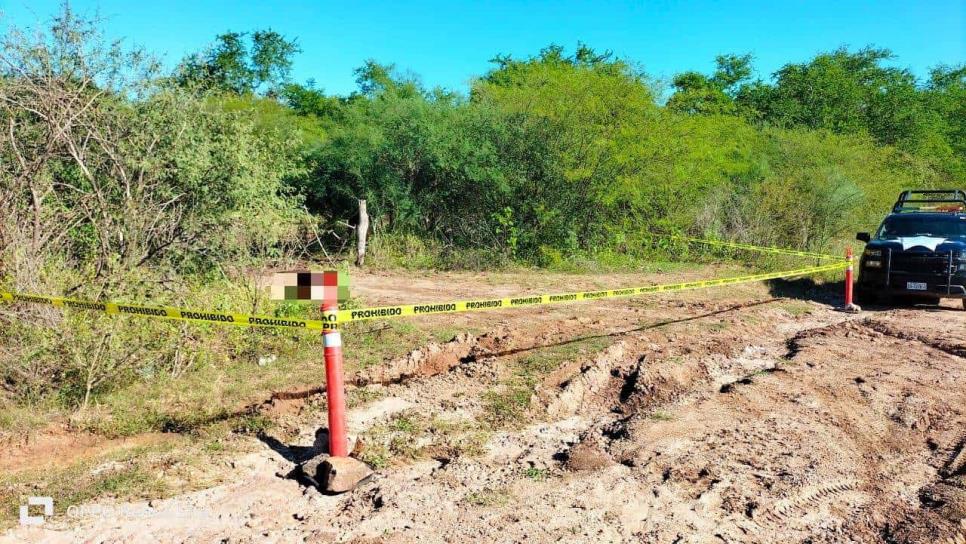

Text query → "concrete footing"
[300,454,373,493]
[836,303,862,313]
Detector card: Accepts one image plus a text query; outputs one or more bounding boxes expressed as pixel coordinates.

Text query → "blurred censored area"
[269,271,349,302]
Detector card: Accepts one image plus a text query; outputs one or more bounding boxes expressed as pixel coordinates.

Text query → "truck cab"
[855,189,966,308]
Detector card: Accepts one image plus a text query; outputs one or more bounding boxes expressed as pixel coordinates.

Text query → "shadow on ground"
[766,277,841,305]
[257,434,325,464]
[768,277,965,313]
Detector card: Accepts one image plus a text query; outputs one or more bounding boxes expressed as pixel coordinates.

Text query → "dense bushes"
[307,45,959,261]
[0,11,310,408]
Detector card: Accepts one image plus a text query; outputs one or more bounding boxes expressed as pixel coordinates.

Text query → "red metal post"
[322,302,349,457]
[844,246,854,307]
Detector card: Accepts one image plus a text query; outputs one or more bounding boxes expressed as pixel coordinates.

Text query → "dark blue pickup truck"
[855,189,966,309]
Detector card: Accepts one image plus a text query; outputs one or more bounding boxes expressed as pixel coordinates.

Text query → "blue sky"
[1,0,963,96]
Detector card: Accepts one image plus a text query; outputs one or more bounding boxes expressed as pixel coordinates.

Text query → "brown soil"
[3,269,965,544]
[0,427,173,475]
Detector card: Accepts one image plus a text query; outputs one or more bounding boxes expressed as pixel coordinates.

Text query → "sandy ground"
[2,269,965,544]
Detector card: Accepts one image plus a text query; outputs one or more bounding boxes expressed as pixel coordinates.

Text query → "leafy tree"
[667,54,752,115]
[918,64,966,179]
[301,62,542,257]
[0,11,308,281]
[176,30,300,94]
[473,45,662,250]
[279,80,342,118]
[677,47,962,183]
[667,72,736,115]
[712,54,754,90]
[250,30,300,88]
[733,47,929,146]
[352,60,425,99]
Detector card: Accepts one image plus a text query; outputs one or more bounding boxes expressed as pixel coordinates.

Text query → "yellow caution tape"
[336,260,848,323]
[0,291,338,331]
[660,235,837,260]
[1,249,848,330]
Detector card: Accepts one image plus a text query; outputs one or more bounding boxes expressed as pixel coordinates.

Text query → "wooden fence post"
[356,199,369,267]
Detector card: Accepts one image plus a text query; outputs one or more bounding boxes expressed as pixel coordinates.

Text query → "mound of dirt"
[354,332,482,385]
[562,435,616,472]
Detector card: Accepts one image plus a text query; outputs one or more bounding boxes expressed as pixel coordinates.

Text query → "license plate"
[906,282,928,291]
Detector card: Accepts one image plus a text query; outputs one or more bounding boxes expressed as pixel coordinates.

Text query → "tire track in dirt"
[766,478,860,522]
[861,317,966,359]
[787,314,966,543]
[559,309,966,543]
[945,434,966,479]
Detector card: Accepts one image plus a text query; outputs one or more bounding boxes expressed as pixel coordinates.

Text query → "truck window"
[876,216,966,238]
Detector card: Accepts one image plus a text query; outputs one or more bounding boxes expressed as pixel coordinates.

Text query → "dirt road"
[3,271,965,543]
